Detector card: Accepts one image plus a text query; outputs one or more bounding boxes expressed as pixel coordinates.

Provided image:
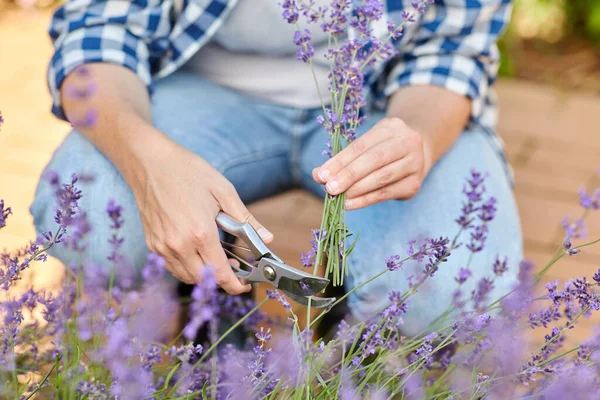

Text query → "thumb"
[216,184,274,244]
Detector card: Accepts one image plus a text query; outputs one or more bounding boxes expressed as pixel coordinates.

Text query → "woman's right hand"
[128,130,273,295]
[60,64,269,294]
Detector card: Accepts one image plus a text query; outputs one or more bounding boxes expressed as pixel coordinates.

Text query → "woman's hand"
[312,117,432,210]
[130,131,273,294]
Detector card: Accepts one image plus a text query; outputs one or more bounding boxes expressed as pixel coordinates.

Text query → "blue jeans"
[31,72,523,335]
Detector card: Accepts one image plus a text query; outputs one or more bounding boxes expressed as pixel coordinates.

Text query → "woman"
[31,0,521,335]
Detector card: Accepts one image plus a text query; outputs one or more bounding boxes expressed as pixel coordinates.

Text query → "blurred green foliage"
[564,0,600,42]
[499,0,600,78]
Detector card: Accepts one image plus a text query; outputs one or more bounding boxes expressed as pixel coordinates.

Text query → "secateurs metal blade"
[216,212,335,309]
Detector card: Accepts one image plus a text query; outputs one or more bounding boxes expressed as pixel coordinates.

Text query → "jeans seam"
[217,147,288,174]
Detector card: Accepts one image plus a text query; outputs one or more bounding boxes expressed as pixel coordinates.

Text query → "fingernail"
[318,169,330,181]
[326,180,339,193]
[345,199,353,208]
[257,227,273,240]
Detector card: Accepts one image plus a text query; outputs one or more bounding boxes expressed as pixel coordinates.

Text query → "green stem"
[198,298,268,363]
[536,345,581,368]
[23,355,61,400]
[309,269,388,328]
[171,298,269,394]
[0,228,61,287]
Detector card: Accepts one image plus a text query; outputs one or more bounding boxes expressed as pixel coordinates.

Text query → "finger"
[148,234,198,284]
[164,256,198,284]
[196,222,251,295]
[177,245,209,284]
[323,138,409,196]
[229,258,250,286]
[215,181,274,244]
[312,125,391,184]
[345,156,417,199]
[344,175,423,210]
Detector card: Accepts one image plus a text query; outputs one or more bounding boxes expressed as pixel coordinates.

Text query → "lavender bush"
[2,0,600,398]
[2,169,600,399]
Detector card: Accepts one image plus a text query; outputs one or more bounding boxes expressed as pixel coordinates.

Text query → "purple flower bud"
[593,269,600,284]
[455,267,471,284]
[563,238,572,250]
[492,255,508,276]
[0,200,12,229]
[385,254,402,271]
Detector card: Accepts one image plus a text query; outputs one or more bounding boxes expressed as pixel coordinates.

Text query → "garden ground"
[1,9,600,348]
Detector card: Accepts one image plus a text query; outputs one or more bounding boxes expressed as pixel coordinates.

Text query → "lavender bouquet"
[285,0,433,287]
[2,0,600,399]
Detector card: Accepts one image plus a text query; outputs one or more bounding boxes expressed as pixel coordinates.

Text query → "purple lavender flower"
[562,217,587,240]
[467,224,488,253]
[385,254,402,271]
[300,228,325,268]
[141,253,166,284]
[336,318,357,345]
[266,289,292,309]
[60,211,91,253]
[360,322,386,358]
[412,332,437,368]
[579,187,600,209]
[52,174,83,243]
[541,365,599,399]
[471,277,494,311]
[422,237,450,277]
[455,267,471,284]
[140,345,162,371]
[301,1,328,23]
[455,169,486,229]
[563,277,600,312]
[76,266,110,341]
[322,139,333,158]
[167,343,203,363]
[183,268,218,341]
[76,381,109,399]
[490,255,508,277]
[293,29,315,63]
[593,269,600,284]
[0,200,11,229]
[106,199,124,230]
[380,291,408,328]
[386,19,403,39]
[280,0,300,23]
[243,327,279,397]
[350,0,384,37]
[320,0,351,35]
[217,291,265,329]
[528,306,562,329]
[478,197,497,222]
[101,318,155,398]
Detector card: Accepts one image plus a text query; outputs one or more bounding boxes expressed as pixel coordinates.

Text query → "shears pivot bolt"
[263,266,277,281]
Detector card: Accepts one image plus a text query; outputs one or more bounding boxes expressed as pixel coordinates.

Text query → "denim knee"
[29,130,150,274]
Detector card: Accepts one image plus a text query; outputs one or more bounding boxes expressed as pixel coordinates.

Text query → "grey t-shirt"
[183,0,333,108]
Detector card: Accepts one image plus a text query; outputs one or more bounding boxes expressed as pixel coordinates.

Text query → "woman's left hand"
[312,117,431,210]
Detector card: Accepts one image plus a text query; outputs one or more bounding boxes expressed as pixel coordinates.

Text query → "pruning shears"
[216,212,335,309]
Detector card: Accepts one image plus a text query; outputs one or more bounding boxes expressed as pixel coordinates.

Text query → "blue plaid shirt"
[48,0,512,139]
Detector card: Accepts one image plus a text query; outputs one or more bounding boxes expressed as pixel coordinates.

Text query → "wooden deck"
[1,9,599,344]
